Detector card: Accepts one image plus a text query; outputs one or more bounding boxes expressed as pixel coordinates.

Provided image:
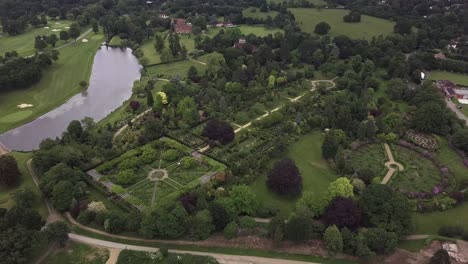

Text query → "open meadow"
[0,32,105,133]
[205,25,284,38]
[289,8,395,39]
[428,70,468,86]
[242,7,279,19]
[0,20,73,57]
[249,132,337,215]
[140,34,195,65]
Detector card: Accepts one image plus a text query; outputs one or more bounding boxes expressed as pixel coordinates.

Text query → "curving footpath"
[70,233,318,264]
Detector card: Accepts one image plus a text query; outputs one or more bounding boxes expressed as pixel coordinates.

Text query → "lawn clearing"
[428,71,468,86]
[398,239,426,252]
[205,25,283,38]
[242,7,279,19]
[0,32,105,133]
[0,20,73,57]
[145,59,205,79]
[141,34,195,65]
[289,8,395,39]
[249,132,337,216]
[0,152,48,217]
[44,242,109,264]
[269,0,326,5]
[109,35,124,46]
[413,202,468,235]
[433,136,468,183]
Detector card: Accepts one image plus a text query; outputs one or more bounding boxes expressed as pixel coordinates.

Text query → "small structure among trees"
[267,158,302,196]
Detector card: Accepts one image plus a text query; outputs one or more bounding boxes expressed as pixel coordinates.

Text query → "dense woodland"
[1,0,468,263]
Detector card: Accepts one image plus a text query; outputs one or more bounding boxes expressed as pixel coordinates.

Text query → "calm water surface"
[0,46,141,151]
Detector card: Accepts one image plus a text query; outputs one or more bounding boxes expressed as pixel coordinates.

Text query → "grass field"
[269,0,326,5]
[140,34,195,65]
[398,239,426,252]
[0,152,48,217]
[205,25,284,38]
[0,32,105,134]
[249,132,337,215]
[413,202,468,234]
[0,20,73,57]
[109,35,124,46]
[44,242,109,264]
[145,59,205,78]
[434,136,468,183]
[428,71,468,86]
[289,8,395,39]
[242,7,279,19]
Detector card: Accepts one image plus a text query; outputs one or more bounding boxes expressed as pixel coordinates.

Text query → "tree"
[59,31,69,41]
[202,119,235,145]
[177,97,198,127]
[324,197,362,230]
[0,155,20,187]
[268,215,286,245]
[168,33,181,56]
[266,159,303,196]
[45,221,70,246]
[154,34,165,53]
[315,22,331,35]
[191,209,215,240]
[208,202,231,231]
[221,185,258,216]
[328,177,354,200]
[146,90,154,106]
[12,188,36,208]
[360,185,413,237]
[324,225,343,255]
[363,228,398,254]
[188,65,199,81]
[286,209,325,241]
[394,20,412,34]
[129,100,140,112]
[413,102,449,135]
[223,221,238,239]
[452,129,468,152]
[296,191,329,217]
[52,180,74,211]
[68,23,81,40]
[34,36,47,50]
[430,249,451,264]
[206,52,226,79]
[91,19,99,34]
[47,34,58,47]
[322,129,347,159]
[386,78,406,100]
[48,8,61,19]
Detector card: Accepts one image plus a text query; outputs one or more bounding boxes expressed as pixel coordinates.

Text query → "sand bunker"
[65,26,70,29]
[17,104,34,109]
[82,39,89,43]
[44,26,50,29]
[52,29,60,32]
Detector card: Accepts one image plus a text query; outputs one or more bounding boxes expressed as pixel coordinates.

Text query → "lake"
[0,46,141,151]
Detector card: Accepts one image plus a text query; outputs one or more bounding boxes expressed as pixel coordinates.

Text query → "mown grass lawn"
[44,242,109,264]
[242,7,279,19]
[289,8,395,39]
[145,59,205,78]
[205,25,283,38]
[250,132,337,216]
[269,0,326,5]
[0,20,73,57]
[140,34,195,65]
[434,136,468,183]
[413,202,468,234]
[0,152,48,217]
[428,70,468,86]
[0,32,105,134]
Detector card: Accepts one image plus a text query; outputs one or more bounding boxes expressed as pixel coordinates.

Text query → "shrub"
[238,216,256,229]
[162,149,179,161]
[267,158,302,196]
[111,184,125,194]
[223,221,238,239]
[324,225,343,255]
[438,225,464,238]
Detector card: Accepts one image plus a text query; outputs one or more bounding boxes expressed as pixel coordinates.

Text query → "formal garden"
[92,137,226,208]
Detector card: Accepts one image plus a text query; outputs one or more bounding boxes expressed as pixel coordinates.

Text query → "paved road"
[69,233,319,264]
[447,100,468,126]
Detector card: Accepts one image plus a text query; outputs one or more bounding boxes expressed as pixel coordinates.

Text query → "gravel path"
[69,234,319,264]
[381,143,404,184]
